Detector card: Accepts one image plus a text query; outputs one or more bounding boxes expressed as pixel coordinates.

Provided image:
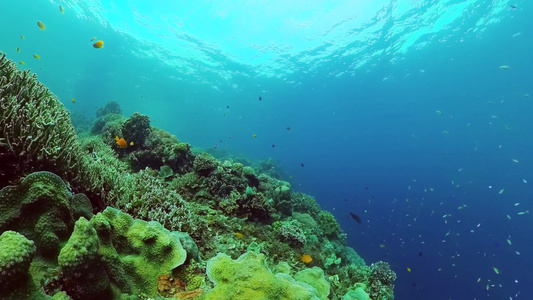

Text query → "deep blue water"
[1,1,532,299]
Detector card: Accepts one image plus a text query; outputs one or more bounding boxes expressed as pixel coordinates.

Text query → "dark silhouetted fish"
[259,96,262,101]
[349,212,362,224]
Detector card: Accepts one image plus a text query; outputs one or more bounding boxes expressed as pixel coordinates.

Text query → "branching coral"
[0,54,84,187]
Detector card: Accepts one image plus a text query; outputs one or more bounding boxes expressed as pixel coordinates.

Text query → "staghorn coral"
[0,54,84,188]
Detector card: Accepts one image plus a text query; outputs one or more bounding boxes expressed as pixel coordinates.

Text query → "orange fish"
[115,136,127,148]
[301,254,312,264]
[93,40,104,48]
[37,21,45,30]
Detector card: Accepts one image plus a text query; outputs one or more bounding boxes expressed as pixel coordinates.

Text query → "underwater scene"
[0,0,531,299]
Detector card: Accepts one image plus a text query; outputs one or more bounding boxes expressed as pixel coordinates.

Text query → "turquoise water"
[1,0,532,299]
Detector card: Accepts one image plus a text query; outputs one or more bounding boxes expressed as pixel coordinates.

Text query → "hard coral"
[204,252,321,300]
[0,54,84,187]
[122,112,151,147]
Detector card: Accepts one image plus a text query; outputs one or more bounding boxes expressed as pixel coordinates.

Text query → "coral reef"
[0,54,396,299]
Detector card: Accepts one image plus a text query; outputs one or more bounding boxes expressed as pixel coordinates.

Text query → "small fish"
[511,4,517,9]
[507,239,512,245]
[349,212,362,224]
[129,141,134,146]
[259,96,262,101]
[252,134,257,138]
[523,179,527,184]
[16,48,20,52]
[90,37,97,41]
[493,267,500,274]
[115,136,127,148]
[286,127,291,130]
[71,98,75,103]
[435,110,443,115]
[300,163,304,167]
[37,21,45,30]
[524,94,530,98]
[21,35,24,39]
[499,65,511,69]
[272,144,275,148]
[214,144,218,149]
[379,244,386,248]
[226,105,229,108]
[301,254,312,263]
[93,40,104,48]
[234,232,243,238]
[19,61,25,65]
[512,159,519,163]
[33,54,40,59]
[407,267,412,272]
[59,5,64,13]
[419,251,423,256]
[498,188,504,195]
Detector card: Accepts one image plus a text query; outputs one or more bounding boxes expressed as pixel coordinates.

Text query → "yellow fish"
[129,141,134,146]
[71,98,75,103]
[59,5,64,13]
[301,254,312,263]
[19,61,25,65]
[93,40,104,48]
[33,54,40,59]
[252,134,257,138]
[37,21,45,30]
[234,232,243,238]
[407,267,411,272]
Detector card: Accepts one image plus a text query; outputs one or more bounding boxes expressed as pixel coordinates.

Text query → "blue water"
[1,0,532,299]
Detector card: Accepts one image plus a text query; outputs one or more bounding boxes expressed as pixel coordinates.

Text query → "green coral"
[294,267,331,300]
[0,53,84,186]
[204,251,320,300]
[317,211,342,237]
[193,152,219,176]
[0,231,43,299]
[122,112,151,147]
[88,207,187,297]
[0,171,74,258]
[96,101,122,118]
[58,217,111,299]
